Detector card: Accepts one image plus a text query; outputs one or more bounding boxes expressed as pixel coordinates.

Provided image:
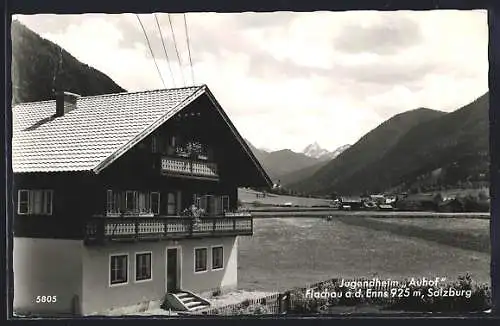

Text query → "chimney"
[55,91,80,117]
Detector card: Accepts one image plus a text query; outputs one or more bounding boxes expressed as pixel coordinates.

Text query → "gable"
[12,85,272,188]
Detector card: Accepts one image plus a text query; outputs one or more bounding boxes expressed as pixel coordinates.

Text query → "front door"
[166,248,179,292]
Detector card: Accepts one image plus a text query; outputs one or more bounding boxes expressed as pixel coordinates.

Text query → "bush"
[387,274,491,312]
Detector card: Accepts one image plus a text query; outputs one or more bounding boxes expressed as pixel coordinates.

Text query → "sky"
[14,10,488,153]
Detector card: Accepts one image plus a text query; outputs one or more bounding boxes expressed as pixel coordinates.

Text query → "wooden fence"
[195,293,284,315]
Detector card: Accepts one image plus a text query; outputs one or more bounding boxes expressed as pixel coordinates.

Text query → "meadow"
[237,217,490,292]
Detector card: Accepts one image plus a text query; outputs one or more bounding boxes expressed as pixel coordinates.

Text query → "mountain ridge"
[11,20,126,105]
[289,97,488,195]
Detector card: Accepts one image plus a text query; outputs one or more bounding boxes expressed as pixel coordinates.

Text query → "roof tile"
[12,86,203,173]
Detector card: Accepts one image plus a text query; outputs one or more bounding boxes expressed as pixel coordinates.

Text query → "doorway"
[166,247,180,292]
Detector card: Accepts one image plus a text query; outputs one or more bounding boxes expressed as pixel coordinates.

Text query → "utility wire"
[183,13,195,86]
[136,14,166,88]
[167,13,186,86]
[154,13,176,87]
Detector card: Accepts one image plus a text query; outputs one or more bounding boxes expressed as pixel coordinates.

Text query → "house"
[377,204,394,211]
[394,194,438,211]
[339,196,363,210]
[437,198,465,213]
[12,86,272,316]
[369,194,386,205]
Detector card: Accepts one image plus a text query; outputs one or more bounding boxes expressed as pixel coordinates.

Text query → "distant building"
[369,194,386,205]
[437,198,465,213]
[340,196,363,210]
[394,194,438,211]
[378,204,395,211]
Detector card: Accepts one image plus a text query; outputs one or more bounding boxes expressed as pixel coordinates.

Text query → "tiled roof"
[12,86,205,173]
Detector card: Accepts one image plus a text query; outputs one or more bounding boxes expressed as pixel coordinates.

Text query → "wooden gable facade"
[13,86,271,244]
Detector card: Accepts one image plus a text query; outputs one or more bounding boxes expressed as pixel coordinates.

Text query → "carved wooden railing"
[160,157,218,179]
[84,215,253,244]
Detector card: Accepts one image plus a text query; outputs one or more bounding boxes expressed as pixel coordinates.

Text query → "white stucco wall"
[81,241,170,315]
[179,236,238,294]
[13,238,83,316]
[13,235,240,316]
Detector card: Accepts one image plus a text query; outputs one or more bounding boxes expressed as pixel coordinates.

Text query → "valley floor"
[238,217,490,292]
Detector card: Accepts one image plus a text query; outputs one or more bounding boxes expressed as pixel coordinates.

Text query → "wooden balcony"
[160,157,218,180]
[84,215,253,245]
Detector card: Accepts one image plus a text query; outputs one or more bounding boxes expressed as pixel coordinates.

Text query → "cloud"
[15,10,488,152]
[333,13,424,55]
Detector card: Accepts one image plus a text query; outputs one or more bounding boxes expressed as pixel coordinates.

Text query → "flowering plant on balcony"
[175,141,209,160]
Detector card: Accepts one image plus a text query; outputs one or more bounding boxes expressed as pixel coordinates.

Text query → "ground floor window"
[135,252,152,281]
[110,254,128,285]
[212,246,224,270]
[194,248,208,273]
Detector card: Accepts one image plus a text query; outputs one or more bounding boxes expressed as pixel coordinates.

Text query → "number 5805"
[35,296,57,303]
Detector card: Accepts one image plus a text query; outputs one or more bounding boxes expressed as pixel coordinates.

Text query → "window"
[125,191,136,211]
[151,192,160,215]
[109,190,159,215]
[18,190,29,214]
[17,189,53,215]
[138,192,151,214]
[221,196,230,213]
[135,252,152,281]
[212,246,224,270]
[194,248,207,273]
[151,135,158,153]
[167,192,176,215]
[110,254,128,285]
[106,190,121,214]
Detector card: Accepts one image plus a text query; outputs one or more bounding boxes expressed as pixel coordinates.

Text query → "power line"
[167,13,186,87]
[136,14,166,88]
[154,13,176,87]
[183,13,195,85]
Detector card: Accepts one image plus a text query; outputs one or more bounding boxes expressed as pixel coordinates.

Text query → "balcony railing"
[84,215,253,245]
[160,157,218,179]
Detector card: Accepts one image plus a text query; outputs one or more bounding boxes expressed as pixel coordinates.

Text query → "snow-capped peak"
[302,142,350,160]
[303,142,326,159]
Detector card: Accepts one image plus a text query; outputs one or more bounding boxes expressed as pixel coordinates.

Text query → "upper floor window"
[221,195,230,213]
[151,192,160,215]
[107,190,160,216]
[167,192,177,215]
[193,194,230,216]
[151,135,159,153]
[17,189,53,215]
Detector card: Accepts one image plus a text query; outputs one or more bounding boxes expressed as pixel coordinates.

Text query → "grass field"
[238,188,331,207]
[237,217,490,292]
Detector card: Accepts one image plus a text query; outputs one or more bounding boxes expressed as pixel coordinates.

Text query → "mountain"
[244,138,269,164]
[289,107,449,195]
[291,94,489,195]
[11,20,126,105]
[277,160,330,186]
[244,139,322,181]
[263,149,321,179]
[278,144,351,186]
[302,142,351,161]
